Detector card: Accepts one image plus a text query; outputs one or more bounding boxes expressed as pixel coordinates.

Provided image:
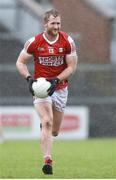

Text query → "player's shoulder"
[59,31,68,37]
[35,32,43,40]
[59,31,74,43]
[24,33,42,53]
[27,32,43,43]
[25,32,43,48]
[59,31,69,40]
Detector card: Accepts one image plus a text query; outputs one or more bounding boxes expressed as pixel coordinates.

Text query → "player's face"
[45,15,61,37]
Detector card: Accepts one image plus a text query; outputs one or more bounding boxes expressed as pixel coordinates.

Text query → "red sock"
[44,155,52,165]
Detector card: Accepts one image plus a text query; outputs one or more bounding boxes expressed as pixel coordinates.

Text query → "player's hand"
[26,76,36,96]
[47,78,60,96]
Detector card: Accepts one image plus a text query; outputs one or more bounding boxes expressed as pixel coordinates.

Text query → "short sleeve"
[67,36,77,56]
[24,37,35,55]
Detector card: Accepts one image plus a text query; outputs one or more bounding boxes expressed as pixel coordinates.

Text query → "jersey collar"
[43,32,59,45]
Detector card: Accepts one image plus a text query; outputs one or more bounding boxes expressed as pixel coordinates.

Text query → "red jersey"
[24,31,76,90]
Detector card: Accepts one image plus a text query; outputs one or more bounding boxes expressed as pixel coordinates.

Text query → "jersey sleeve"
[23,37,35,55]
[66,36,77,56]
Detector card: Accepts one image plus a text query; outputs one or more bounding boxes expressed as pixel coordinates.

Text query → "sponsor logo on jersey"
[58,47,63,53]
[38,56,64,66]
[38,47,45,52]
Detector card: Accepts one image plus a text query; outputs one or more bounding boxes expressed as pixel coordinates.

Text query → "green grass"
[0,138,115,178]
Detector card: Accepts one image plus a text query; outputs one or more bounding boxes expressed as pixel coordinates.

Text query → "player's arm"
[57,36,78,81]
[57,52,78,81]
[16,37,35,79]
[16,49,32,78]
[16,49,36,96]
[16,38,36,96]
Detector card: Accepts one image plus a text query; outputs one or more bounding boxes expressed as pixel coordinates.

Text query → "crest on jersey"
[38,47,45,52]
[58,47,63,53]
[48,47,54,53]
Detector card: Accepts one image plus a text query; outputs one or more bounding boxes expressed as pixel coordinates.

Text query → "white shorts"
[33,87,68,112]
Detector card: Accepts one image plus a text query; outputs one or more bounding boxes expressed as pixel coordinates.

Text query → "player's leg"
[52,108,64,136]
[34,101,53,174]
[52,87,68,136]
[34,102,53,156]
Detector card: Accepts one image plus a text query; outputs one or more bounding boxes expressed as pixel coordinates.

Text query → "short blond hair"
[43,9,61,23]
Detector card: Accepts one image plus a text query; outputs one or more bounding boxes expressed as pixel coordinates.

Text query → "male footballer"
[16,9,78,175]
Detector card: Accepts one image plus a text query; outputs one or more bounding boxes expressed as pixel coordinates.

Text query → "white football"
[32,77,51,98]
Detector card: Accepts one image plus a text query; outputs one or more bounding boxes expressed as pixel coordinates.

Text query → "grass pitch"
[0,138,115,178]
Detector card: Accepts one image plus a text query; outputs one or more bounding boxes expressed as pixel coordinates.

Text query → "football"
[32,77,51,98]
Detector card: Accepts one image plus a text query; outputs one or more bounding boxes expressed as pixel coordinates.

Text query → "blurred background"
[0,0,116,140]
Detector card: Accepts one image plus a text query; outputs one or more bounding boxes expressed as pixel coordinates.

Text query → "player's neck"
[44,32,59,42]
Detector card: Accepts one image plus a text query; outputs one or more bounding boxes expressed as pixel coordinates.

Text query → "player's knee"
[52,131,59,137]
[44,121,52,129]
[43,117,53,129]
